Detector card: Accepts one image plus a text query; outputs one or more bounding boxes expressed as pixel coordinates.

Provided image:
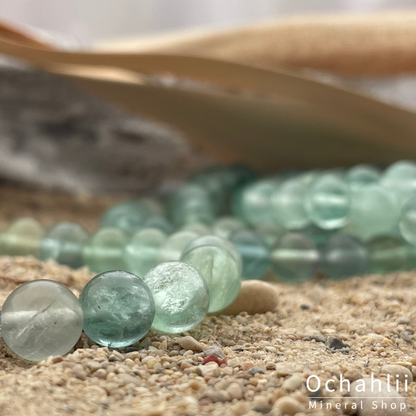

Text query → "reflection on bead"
[0,218,44,258]
[213,217,245,240]
[1,280,83,362]
[40,222,88,268]
[400,197,416,245]
[367,235,416,274]
[124,228,167,277]
[80,271,155,348]
[270,179,310,230]
[322,235,368,279]
[271,233,319,282]
[143,262,209,333]
[101,201,149,235]
[229,229,270,279]
[181,236,241,313]
[83,227,127,273]
[158,230,199,263]
[305,174,350,229]
[346,164,380,190]
[350,185,399,241]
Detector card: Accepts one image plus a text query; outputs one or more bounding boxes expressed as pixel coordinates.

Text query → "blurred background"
[1,0,416,45]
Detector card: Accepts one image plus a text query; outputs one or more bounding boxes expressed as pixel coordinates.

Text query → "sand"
[0,186,415,416]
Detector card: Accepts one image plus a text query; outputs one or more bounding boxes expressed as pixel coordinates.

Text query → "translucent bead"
[142,215,174,235]
[368,235,416,273]
[139,197,165,217]
[143,262,209,333]
[255,222,286,247]
[181,223,211,236]
[158,230,198,263]
[40,222,89,268]
[80,271,155,348]
[305,174,350,229]
[181,236,241,313]
[170,184,215,227]
[1,280,83,362]
[229,229,270,279]
[304,225,335,249]
[270,179,310,230]
[381,160,416,206]
[271,233,319,282]
[83,227,127,273]
[399,197,416,245]
[212,217,245,240]
[101,201,149,235]
[0,217,44,258]
[346,164,381,190]
[350,185,400,240]
[239,179,280,225]
[322,235,368,279]
[124,228,167,277]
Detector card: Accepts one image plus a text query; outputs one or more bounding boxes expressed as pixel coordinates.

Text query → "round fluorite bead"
[399,198,416,245]
[142,216,174,235]
[304,225,335,249]
[255,222,286,247]
[181,236,241,313]
[212,217,245,240]
[305,174,350,229]
[158,230,198,263]
[170,184,215,227]
[350,185,400,240]
[229,229,270,279]
[270,179,310,230]
[271,233,319,282]
[1,280,83,362]
[381,160,416,206]
[124,228,167,277]
[367,236,416,273]
[80,271,155,348]
[239,179,279,225]
[101,201,149,235]
[40,222,89,268]
[346,164,380,190]
[0,218,44,258]
[181,223,211,236]
[83,227,127,273]
[322,235,368,279]
[143,262,210,333]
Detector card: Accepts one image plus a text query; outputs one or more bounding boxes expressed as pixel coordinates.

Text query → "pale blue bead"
[271,233,320,282]
[229,229,270,279]
[346,164,381,190]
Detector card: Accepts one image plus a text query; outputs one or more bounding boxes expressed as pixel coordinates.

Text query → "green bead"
[181,223,211,236]
[239,179,280,225]
[305,174,350,229]
[255,222,286,247]
[143,262,210,333]
[270,179,310,230]
[181,236,241,313]
[350,185,399,241]
[368,235,416,273]
[101,201,149,235]
[346,164,380,190]
[142,216,174,235]
[381,160,416,206]
[170,184,215,227]
[322,235,368,279]
[124,228,167,277]
[83,227,127,273]
[158,230,198,263]
[40,222,89,268]
[399,197,416,245]
[212,216,245,240]
[139,197,165,216]
[229,229,270,279]
[271,233,320,282]
[304,225,335,249]
[0,218,44,258]
[1,280,83,362]
[80,271,155,348]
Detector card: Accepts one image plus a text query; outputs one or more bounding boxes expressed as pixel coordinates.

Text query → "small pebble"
[381,365,413,384]
[247,366,265,376]
[203,346,225,359]
[282,374,304,391]
[273,397,304,415]
[177,336,204,352]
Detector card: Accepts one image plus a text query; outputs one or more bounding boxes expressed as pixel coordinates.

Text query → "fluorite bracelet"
[1,160,416,361]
